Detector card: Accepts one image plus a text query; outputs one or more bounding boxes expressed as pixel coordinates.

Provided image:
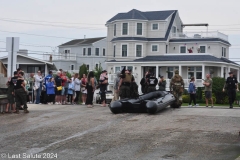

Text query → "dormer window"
[222,47,226,57]
[137,23,142,35]
[199,46,206,53]
[122,23,128,35]
[152,24,158,30]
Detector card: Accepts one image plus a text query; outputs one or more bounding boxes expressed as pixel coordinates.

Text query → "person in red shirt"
[61,71,69,105]
[81,74,87,105]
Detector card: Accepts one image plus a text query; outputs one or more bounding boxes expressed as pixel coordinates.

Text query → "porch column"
[156,65,159,78]
[45,63,47,76]
[179,65,182,76]
[221,66,224,78]
[202,64,205,79]
[228,66,231,73]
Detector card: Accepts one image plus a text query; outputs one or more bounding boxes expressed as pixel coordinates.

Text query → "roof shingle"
[59,37,106,47]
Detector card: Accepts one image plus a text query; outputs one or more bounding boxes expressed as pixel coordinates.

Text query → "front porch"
[108,63,240,93]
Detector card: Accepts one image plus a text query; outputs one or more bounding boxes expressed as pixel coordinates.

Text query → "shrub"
[79,64,88,79]
[183,89,188,95]
[182,95,190,103]
[202,91,216,104]
[212,77,228,104]
[94,63,103,82]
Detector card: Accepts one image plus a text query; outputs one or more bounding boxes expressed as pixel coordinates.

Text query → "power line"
[0,30,77,39]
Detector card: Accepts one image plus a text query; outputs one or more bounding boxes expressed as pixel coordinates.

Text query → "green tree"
[79,64,88,79]
[66,71,72,79]
[94,63,103,81]
[212,77,228,104]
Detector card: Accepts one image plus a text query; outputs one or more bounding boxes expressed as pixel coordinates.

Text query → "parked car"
[96,90,114,104]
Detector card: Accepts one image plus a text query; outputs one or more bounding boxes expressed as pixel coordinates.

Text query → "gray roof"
[169,38,231,45]
[111,10,177,42]
[108,55,240,66]
[107,9,175,22]
[59,37,106,47]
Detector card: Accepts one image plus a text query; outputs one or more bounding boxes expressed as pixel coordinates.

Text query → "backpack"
[188,82,194,93]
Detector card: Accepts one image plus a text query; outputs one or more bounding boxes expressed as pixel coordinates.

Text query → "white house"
[105,9,239,92]
[47,37,107,73]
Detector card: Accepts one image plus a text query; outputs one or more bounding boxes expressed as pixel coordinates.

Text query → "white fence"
[171,31,228,41]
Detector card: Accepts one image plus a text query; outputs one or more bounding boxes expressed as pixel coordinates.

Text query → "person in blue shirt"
[67,79,74,104]
[46,77,55,105]
[44,70,53,104]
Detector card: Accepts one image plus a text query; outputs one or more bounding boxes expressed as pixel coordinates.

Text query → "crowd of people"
[4,66,239,114]
[4,68,110,113]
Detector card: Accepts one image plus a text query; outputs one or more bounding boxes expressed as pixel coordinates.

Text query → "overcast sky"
[0,0,239,61]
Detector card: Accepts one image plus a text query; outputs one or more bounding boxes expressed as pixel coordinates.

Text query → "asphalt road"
[0,104,240,160]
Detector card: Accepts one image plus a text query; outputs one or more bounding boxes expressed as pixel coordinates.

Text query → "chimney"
[18,49,28,56]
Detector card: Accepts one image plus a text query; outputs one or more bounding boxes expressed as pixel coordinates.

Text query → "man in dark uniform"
[118,68,132,99]
[223,71,239,108]
[147,74,158,93]
[11,71,29,114]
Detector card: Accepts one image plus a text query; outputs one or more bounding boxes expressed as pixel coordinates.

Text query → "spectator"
[55,71,62,105]
[61,71,69,105]
[188,77,197,107]
[74,73,81,104]
[99,70,108,107]
[223,72,239,108]
[140,72,148,94]
[46,77,55,105]
[34,70,43,104]
[86,71,95,107]
[203,74,213,108]
[67,79,74,104]
[81,74,87,104]
[5,74,16,113]
[158,76,166,91]
[27,73,35,103]
[112,72,121,102]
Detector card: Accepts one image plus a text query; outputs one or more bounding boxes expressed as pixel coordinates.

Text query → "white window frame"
[136,22,143,36]
[113,44,116,57]
[87,47,91,56]
[121,43,128,57]
[222,46,227,57]
[102,48,106,56]
[199,45,207,53]
[151,44,159,52]
[152,23,159,30]
[114,24,117,37]
[187,66,203,79]
[95,47,100,56]
[83,48,86,56]
[114,65,134,73]
[64,48,71,59]
[179,45,187,53]
[122,22,129,36]
[70,64,75,70]
[95,63,99,69]
[135,44,143,57]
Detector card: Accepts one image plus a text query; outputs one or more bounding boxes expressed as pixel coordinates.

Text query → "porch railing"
[43,53,77,61]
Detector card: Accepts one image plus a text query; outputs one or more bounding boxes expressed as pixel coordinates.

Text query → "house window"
[64,49,70,59]
[222,47,226,57]
[27,66,40,73]
[83,48,86,56]
[122,23,128,35]
[180,46,186,53]
[113,45,116,57]
[88,48,91,56]
[118,66,133,72]
[167,67,179,79]
[86,64,89,70]
[95,63,99,69]
[115,67,121,73]
[114,24,116,36]
[122,45,127,57]
[152,24,158,30]
[188,66,202,79]
[172,26,176,33]
[103,48,106,56]
[136,45,142,57]
[152,45,158,52]
[137,23,142,35]
[71,65,74,70]
[199,46,206,53]
[95,48,99,56]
